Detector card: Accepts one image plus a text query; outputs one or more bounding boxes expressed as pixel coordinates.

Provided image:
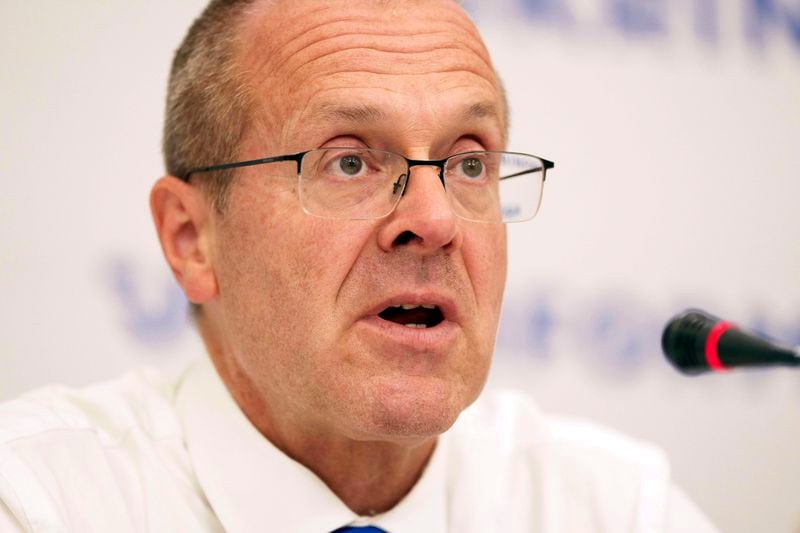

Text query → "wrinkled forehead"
[234,0,505,148]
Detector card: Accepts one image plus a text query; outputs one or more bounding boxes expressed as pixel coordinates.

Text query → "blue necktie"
[331,526,387,533]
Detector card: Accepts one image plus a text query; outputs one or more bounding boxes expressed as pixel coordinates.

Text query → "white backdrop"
[1,2,798,532]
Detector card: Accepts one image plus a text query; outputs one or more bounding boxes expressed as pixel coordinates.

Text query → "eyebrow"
[464,100,506,137]
[315,103,388,124]
[313,100,502,125]
[463,101,502,122]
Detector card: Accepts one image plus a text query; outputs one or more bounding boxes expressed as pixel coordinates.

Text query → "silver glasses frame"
[182,148,555,223]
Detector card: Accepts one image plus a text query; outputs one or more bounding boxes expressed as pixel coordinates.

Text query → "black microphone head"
[661,309,722,375]
[662,309,800,375]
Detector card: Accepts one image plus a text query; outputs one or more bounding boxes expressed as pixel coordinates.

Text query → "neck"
[198,317,436,515]
[287,433,436,516]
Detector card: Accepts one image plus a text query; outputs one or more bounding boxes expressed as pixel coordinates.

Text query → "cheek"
[215,199,374,345]
[274,220,376,301]
[464,225,507,371]
[452,226,507,391]
[466,225,507,311]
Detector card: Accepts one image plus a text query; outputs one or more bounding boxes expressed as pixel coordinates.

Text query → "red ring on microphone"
[705,321,732,372]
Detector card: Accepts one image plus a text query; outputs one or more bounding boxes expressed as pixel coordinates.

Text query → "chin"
[356,375,480,442]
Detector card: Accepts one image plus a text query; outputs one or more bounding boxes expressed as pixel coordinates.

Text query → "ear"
[150,176,218,304]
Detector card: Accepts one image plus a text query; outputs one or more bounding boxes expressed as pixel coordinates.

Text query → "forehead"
[236,0,505,150]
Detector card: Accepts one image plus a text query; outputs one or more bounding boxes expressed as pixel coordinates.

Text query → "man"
[0,0,717,531]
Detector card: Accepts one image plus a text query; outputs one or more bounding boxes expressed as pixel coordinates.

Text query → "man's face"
[208,0,507,443]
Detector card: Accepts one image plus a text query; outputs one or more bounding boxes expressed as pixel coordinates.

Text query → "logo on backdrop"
[464,0,800,53]
[106,257,800,379]
[107,258,189,346]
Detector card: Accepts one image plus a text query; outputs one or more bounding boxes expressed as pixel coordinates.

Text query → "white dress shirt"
[0,357,718,532]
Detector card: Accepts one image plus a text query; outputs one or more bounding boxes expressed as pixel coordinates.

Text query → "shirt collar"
[175,357,447,533]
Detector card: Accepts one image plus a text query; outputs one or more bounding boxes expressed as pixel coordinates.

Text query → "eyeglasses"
[183,148,554,223]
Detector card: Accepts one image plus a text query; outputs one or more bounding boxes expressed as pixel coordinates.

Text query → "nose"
[377,164,462,254]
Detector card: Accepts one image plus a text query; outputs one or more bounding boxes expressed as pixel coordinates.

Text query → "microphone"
[661,309,800,375]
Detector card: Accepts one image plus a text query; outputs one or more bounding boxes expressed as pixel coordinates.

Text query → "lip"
[365,291,461,325]
[357,290,462,351]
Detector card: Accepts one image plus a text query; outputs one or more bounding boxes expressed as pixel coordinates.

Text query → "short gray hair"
[163,0,260,211]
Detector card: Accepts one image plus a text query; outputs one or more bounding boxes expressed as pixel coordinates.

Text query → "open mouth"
[377,304,445,329]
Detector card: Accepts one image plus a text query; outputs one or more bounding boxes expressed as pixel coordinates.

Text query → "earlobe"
[150,176,218,304]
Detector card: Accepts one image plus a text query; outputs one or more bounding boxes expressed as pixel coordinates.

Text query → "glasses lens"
[445,152,545,223]
[299,148,408,219]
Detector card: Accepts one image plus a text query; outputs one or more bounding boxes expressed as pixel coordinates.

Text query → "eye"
[339,155,364,176]
[315,148,390,183]
[459,157,484,179]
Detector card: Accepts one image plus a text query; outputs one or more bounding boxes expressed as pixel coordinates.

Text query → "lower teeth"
[404,323,427,329]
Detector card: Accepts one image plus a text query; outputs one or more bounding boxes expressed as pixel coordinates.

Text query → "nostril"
[393,230,417,246]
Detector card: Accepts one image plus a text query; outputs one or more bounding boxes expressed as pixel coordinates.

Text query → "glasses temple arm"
[500,161,555,180]
[183,153,303,182]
